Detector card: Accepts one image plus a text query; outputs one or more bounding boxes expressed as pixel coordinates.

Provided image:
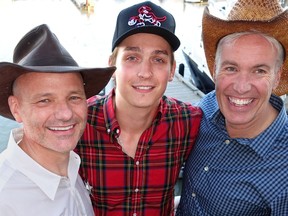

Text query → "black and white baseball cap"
[112,1,180,51]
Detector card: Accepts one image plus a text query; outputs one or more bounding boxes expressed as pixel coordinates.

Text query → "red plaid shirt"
[75,90,202,216]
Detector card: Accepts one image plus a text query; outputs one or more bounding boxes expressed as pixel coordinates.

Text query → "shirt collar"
[103,89,118,133]
[6,128,80,200]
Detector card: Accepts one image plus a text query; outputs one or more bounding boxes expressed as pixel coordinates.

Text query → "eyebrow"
[220,60,237,67]
[124,46,141,52]
[253,64,271,69]
[31,89,85,98]
[153,50,169,56]
[220,60,271,70]
[124,46,169,56]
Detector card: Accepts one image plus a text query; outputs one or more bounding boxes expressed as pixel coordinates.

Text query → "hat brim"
[202,7,288,96]
[112,26,181,51]
[0,62,116,120]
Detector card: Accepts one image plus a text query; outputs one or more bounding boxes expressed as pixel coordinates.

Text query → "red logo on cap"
[128,5,167,27]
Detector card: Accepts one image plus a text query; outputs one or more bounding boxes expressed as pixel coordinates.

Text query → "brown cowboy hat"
[0,24,116,120]
[202,0,288,96]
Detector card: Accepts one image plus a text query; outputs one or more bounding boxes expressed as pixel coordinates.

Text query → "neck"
[114,98,159,133]
[19,138,69,177]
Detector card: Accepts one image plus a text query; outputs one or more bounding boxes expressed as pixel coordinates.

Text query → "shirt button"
[135,188,139,193]
[225,139,230,145]
[107,128,111,134]
[136,161,139,166]
[192,192,196,198]
[204,166,209,172]
[133,213,137,216]
[116,129,120,134]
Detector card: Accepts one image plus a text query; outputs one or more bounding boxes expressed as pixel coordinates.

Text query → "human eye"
[126,55,138,62]
[70,95,85,103]
[70,96,80,100]
[38,98,50,103]
[219,66,237,74]
[35,98,51,106]
[153,57,165,63]
[255,68,267,74]
[225,66,237,72]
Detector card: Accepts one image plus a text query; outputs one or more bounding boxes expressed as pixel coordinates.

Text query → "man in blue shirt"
[176,0,288,215]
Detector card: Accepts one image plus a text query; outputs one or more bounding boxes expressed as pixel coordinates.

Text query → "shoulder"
[87,94,107,107]
[162,96,202,116]
[198,90,217,107]
[162,95,200,111]
[198,90,219,115]
[274,121,288,143]
[0,158,16,193]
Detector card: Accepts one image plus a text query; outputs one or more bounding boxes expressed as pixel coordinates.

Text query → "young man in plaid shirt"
[75,1,202,215]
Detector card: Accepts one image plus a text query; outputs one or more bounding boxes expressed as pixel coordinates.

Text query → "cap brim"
[202,6,288,96]
[112,26,180,51]
[0,62,116,120]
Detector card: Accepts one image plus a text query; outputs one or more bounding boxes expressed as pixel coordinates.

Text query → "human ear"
[8,95,23,123]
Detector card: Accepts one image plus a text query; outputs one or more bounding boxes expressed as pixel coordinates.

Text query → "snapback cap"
[112,1,180,51]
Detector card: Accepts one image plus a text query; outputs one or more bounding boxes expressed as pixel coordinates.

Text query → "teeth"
[49,125,73,131]
[136,86,152,90]
[229,97,253,106]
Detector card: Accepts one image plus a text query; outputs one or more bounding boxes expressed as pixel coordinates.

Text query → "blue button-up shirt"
[177,91,288,216]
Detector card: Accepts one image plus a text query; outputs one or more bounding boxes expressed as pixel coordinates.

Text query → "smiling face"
[110,33,176,111]
[8,72,87,155]
[214,33,282,136]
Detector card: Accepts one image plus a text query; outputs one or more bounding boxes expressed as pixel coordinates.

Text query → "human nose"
[54,101,73,121]
[233,73,251,93]
[137,61,153,79]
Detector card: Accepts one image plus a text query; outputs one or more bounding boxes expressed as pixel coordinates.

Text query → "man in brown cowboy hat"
[177,0,288,215]
[0,24,115,215]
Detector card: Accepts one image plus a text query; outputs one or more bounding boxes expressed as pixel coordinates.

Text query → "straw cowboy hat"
[0,24,116,120]
[202,0,288,96]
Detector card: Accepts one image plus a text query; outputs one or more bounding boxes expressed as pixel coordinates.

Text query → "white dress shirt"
[0,128,94,216]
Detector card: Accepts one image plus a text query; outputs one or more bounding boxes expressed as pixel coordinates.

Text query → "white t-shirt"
[0,128,94,216]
